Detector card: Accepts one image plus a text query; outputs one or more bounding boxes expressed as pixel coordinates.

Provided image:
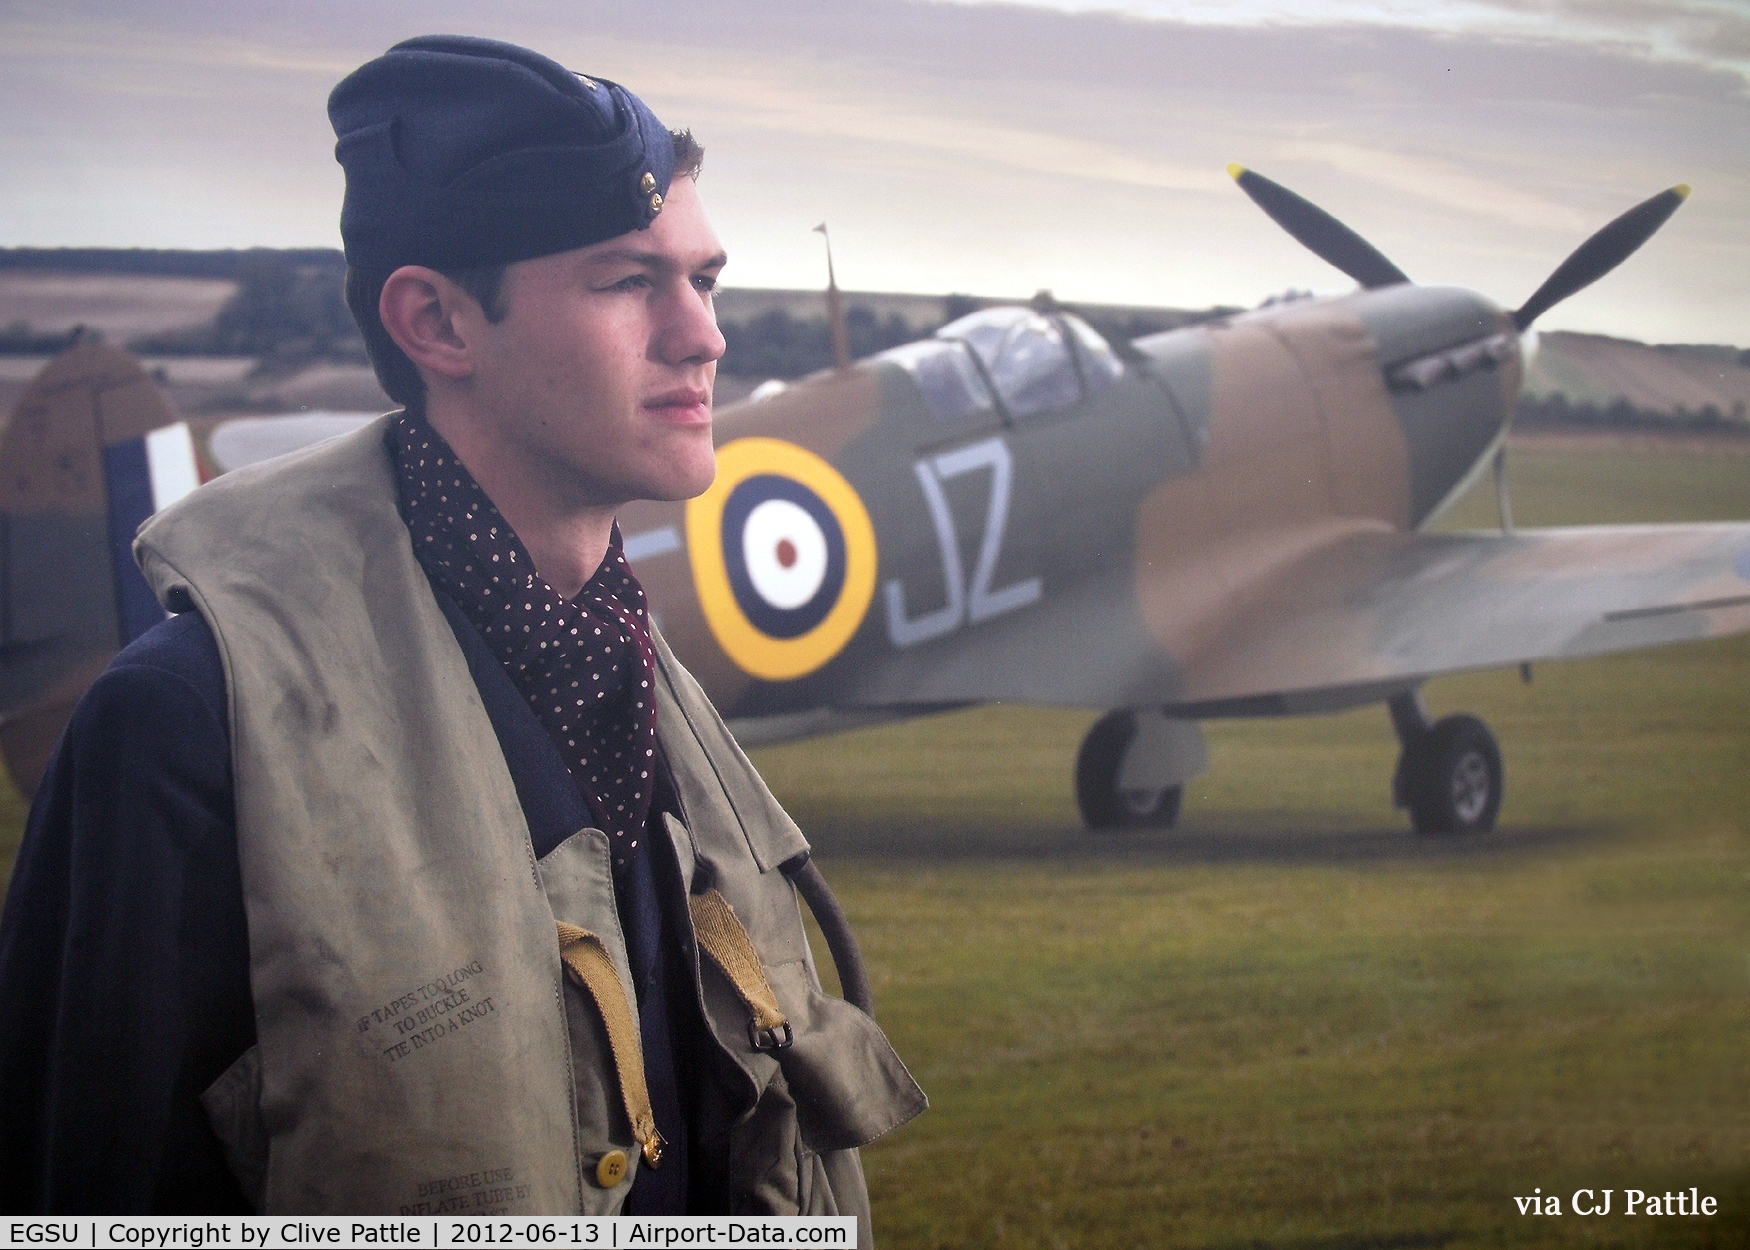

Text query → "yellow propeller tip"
[1673,183,1692,199]
[1226,163,1248,180]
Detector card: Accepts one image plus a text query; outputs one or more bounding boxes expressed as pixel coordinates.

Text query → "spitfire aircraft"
[3,170,1748,834]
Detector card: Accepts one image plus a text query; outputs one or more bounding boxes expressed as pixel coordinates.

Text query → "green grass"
[0,777,25,882]
[771,650,1750,1248]
[752,438,1750,1248]
[1436,437,1750,530]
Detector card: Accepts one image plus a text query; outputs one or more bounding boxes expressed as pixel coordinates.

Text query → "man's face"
[465,175,727,511]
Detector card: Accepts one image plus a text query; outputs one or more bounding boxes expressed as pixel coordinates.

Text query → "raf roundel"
[687,438,877,681]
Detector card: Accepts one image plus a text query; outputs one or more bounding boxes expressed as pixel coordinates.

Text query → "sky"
[2,0,1746,345]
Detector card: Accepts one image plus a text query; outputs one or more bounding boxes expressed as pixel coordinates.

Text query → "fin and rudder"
[0,341,202,795]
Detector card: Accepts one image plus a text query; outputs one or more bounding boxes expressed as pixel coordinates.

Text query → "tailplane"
[0,341,200,795]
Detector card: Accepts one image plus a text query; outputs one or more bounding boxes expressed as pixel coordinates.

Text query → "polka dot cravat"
[390,412,659,856]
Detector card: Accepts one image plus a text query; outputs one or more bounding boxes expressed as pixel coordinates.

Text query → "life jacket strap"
[689,889,793,1052]
[556,922,665,1167]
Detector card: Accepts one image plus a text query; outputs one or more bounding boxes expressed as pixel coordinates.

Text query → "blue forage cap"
[329,34,676,271]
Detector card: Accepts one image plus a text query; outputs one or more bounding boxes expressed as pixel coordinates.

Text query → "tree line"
[1515,392,1748,433]
[1,248,1236,379]
[2,248,928,374]
[10,250,1740,431]
[0,246,346,278]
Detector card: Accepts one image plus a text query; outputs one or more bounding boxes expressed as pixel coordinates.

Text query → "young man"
[0,35,922,1222]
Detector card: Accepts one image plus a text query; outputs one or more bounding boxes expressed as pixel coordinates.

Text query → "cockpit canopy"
[874,307,1124,425]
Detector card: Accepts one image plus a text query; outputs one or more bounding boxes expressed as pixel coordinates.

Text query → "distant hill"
[2,250,1746,431]
[714,286,1235,379]
[0,250,1233,381]
[0,249,352,361]
[0,247,344,279]
[1520,331,1750,431]
[716,286,1232,337]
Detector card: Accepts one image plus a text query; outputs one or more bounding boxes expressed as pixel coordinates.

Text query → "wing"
[206,412,377,472]
[1170,522,1750,716]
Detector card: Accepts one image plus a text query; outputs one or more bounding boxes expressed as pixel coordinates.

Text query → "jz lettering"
[887,436,1041,646]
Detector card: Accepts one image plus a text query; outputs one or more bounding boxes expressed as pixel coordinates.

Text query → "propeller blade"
[1228,165,1411,290]
[1512,184,1690,331]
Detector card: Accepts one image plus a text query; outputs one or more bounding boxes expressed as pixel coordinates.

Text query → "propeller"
[1496,184,1689,530]
[1511,184,1690,330]
[1228,167,1692,536]
[1227,165,1410,290]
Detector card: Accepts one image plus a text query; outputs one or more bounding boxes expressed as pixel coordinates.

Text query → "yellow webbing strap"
[555,923,664,1167]
[688,890,791,1046]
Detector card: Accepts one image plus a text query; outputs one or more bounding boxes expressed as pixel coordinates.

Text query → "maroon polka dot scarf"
[390,412,659,849]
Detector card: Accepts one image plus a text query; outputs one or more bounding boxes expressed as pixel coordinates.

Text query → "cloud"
[0,0,1743,342]
[1455,0,1750,67]
[938,0,1750,79]
[2,13,356,79]
[631,63,1227,194]
[1277,141,1591,231]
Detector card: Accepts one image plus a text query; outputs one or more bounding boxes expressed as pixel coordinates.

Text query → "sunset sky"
[2,0,1745,344]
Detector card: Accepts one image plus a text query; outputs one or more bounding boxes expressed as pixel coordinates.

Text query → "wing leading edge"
[1167,522,1750,717]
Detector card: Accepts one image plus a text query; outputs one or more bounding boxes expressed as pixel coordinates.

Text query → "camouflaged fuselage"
[618,285,1547,731]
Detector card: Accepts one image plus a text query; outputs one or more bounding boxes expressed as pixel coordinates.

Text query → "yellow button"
[639,172,656,195]
[595,1150,629,1188]
[649,192,664,215]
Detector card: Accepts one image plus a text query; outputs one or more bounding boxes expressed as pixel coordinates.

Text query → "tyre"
[1404,714,1503,834]
[1075,710,1184,830]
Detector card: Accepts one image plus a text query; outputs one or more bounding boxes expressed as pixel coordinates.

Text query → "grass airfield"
[0,437,1744,1245]
[753,437,1750,1249]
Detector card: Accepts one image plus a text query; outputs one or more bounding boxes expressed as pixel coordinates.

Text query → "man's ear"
[379,266,478,381]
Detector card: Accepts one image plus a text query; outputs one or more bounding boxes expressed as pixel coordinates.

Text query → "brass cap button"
[649,191,664,215]
[639,171,656,195]
[595,1149,629,1188]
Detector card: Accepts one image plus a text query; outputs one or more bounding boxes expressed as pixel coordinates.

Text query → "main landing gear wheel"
[1398,713,1503,834]
[1076,709,1183,830]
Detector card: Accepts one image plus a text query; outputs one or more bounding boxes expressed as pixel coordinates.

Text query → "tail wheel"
[1076,710,1184,830]
[1403,714,1503,834]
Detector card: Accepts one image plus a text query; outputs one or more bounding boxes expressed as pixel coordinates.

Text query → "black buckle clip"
[749,1020,794,1052]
